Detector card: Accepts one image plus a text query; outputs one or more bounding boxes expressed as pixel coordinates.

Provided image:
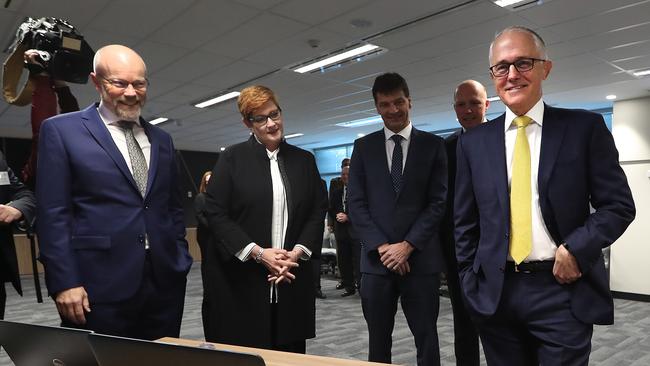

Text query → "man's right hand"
[55,286,91,325]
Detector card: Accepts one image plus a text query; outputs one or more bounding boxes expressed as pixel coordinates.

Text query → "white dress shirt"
[504,99,557,262]
[97,102,151,172]
[236,144,311,262]
[383,122,412,173]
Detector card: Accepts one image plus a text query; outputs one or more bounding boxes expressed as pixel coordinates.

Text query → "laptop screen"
[0,320,98,366]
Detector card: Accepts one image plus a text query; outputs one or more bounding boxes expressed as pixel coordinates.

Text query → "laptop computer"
[0,320,98,366]
[88,333,266,366]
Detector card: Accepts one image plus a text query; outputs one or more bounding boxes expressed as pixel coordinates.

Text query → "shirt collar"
[504,98,544,132]
[97,101,142,127]
[384,121,413,142]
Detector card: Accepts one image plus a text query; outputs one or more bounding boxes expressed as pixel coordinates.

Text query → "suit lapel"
[81,105,140,193]
[538,105,566,199]
[486,115,509,214]
[369,131,396,200]
[142,119,159,199]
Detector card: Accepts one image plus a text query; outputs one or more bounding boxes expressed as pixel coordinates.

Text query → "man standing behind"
[0,152,35,320]
[349,72,447,366]
[329,165,360,297]
[36,45,192,340]
[454,27,635,365]
[441,80,489,366]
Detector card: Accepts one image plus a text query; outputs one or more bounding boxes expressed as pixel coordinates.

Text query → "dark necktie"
[390,134,404,193]
[118,121,148,197]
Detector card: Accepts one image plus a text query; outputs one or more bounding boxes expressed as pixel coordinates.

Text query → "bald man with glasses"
[36,44,192,340]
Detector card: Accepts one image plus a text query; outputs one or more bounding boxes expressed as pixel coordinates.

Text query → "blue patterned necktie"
[390,134,404,193]
[118,121,148,197]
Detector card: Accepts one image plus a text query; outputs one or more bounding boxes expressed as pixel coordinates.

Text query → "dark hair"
[341,158,350,168]
[371,72,410,103]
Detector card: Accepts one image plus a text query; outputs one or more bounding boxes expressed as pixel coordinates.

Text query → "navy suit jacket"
[36,104,192,303]
[454,105,635,325]
[348,127,447,275]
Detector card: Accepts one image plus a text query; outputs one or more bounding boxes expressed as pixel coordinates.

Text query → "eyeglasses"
[98,75,148,91]
[489,58,546,78]
[247,109,282,124]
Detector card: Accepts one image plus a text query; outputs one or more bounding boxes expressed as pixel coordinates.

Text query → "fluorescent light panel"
[494,0,527,7]
[487,96,501,102]
[149,117,169,125]
[606,95,617,100]
[336,116,383,128]
[293,44,380,74]
[284,133,304,139]
[195,91,240,108]
[633,69,650,76]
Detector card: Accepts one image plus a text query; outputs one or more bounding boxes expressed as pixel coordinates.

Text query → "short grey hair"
[489,26,548,64]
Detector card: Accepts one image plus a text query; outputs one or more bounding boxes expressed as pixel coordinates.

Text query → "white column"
[611,96,650,296]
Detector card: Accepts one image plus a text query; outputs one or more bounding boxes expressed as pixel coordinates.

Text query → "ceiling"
[1,0,649,152]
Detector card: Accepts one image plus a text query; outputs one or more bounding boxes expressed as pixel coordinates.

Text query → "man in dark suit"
[329,166,360,297]
[440,80,489,366]
[329,157,350,291]
[454,26,635,365]
[349,72,447,366]
[36,45,192,340]
[0,152,36,319]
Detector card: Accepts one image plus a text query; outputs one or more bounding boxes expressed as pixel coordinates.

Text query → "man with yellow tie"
[454,26,635,365]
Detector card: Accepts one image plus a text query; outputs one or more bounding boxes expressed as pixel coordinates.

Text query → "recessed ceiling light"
[336,116,383,128]
[487,96,501,102]
[633,69,650,77]
[285,133,304,139]
[606,95,617,100]
[149,117,169,125]
[195,91,240,108]
[292,44,383,74]
[220,147,226,152]
[493,0,527,7]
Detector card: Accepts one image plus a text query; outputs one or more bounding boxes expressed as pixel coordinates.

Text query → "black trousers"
[336,230,360,291]
[361,272,441,366]
[446,262,480,365]
[0,283,6,320]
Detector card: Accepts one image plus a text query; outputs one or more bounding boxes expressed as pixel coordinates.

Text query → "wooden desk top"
[158,337,397,366]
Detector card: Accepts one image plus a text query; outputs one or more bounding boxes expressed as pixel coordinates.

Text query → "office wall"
[611,96,650,297]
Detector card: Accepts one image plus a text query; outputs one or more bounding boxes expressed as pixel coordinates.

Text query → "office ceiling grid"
[1,0,649,151]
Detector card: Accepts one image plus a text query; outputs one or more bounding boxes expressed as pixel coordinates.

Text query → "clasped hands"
[257,246,302,285]
[378,241,414,276]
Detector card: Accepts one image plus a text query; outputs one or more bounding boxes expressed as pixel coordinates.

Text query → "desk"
[158,337,397,366]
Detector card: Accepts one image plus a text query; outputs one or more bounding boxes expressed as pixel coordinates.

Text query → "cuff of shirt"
[236,242,257,262]
[293,244,312,260]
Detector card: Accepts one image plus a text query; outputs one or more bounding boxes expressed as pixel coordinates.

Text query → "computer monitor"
[88,333,266,366]
[0,320,98,366]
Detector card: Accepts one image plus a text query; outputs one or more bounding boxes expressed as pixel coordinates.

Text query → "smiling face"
[91,45,148,121]
[375,90,412,134]
[489,30,552,115]
[243,100,284,151]
[454,80,489,130]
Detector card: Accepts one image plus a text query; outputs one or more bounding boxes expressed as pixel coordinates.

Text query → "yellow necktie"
[510,115,533,264]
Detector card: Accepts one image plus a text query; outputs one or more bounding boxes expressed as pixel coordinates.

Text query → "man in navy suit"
[36,45,192,340]
[454,26,635,365]
[349,72,447,366]
[441,80,489,366]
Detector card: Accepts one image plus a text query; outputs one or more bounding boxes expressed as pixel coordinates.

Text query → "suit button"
[144,205,149,209]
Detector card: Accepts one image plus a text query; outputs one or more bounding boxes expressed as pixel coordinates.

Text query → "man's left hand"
[380,241,414,271]
[0,205,22,224]
[553,244,582,284]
